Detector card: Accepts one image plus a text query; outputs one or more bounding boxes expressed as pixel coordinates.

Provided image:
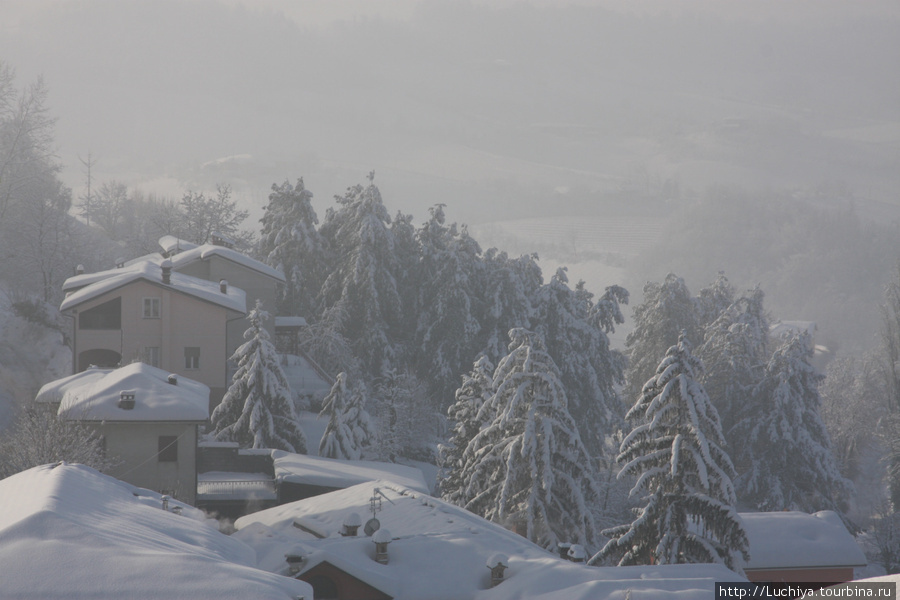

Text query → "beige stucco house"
[34,363,210,505]
[60,260,246,406]
[159,235,286,356]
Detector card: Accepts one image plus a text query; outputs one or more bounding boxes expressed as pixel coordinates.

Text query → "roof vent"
[118,390,136,410]
[219,279,228,294]
[285,548,305,575]
[486,553,509,587]
[75,264,84,275]
[341,512,363,537]
[167,374,178,386]
[160,259,173,284]
[372,528,392,564]
[567,544,586,563]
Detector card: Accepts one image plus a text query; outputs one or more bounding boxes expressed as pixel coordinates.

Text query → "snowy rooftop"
[60,261,246,315]
[234,479,742,600]
[35,362,209,422]
[271,450,430,493]
[166,242,286,283]
[0,463,311,600]
[741,511,866,570]
[159,234,199,255]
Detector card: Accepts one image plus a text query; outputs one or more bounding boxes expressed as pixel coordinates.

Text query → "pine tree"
[457,329,602,550]
[318,172,404,379]
[258,178,327,318]
[476,249,542,365]
[318,372,375,460]
[625,273,701,402]
[375,369,437,463]
[439,354,494,504]
[415,205,483,406]
[211,301,307,453]
[734,331,852,516]
[697,286,769,436]
[532,268,627,453]
[594,334,749,573]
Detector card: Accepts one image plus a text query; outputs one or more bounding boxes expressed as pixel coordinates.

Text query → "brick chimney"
[372,528,392,564]
[160,259,173,284]
[341,513,362,537]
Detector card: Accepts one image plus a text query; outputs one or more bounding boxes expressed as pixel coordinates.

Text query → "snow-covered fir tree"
[695,272,735,329]
[476,249,541,365]
[439,354,494,504]
[734,331,852,517]
[532,268,627,454]
[318,172,404,379]
[211,301,307,453]
[594,333,749,573]
[258,178,327,318]
[375,369,438,463]
[697,286,769,437]
[625,273,701,402]
[415,205,483,406]
[318,372,375,460]
[456,328,602,550]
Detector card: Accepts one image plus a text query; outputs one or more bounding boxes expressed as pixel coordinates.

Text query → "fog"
[2,0,899,350]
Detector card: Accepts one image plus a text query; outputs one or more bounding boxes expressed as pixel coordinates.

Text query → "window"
[143,297,160,318]
[144,346,160,368]
[78,297,121,330]
[184,347,200,370]
[158,436,178,462]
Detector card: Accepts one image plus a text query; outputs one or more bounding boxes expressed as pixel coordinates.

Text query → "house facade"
[60,261,246,406]
[35,363,211,505]
[161,236,286,357]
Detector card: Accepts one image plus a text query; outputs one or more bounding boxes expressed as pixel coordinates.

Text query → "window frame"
[184,347,200,370]
[158,435,178,462]
[142,297,160,319]
[144,346,161,368]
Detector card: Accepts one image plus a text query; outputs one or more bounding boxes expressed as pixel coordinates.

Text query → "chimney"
[285,549,305,575]
[341,512,362,537]
[556,542,572,560]
[160,259,173,284]
[75,264,84,276]
[161,495,169,511]
[486,553,509,588]
[372,528,392,564]
[219,279,228,293]
[118,390,136,410]
[167,374,178,386]
[115,257,125,269]
[567,544,586,564]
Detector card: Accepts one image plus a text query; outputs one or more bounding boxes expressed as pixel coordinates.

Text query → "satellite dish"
[364,517,381,537]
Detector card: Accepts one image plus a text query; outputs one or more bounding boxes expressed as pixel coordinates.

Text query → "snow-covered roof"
[274,316,308,328]
[234,480,742,600]
[270,450,430,493]
[769,320,817,340]
[35,362,209,422]
[741,511,866,570]
[159,235,199,254]
[0,463,312,600]
[60,261,246,315]
[167,243,286,283]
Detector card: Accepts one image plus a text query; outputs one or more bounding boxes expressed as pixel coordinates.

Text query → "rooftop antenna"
[364,487,395,536]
